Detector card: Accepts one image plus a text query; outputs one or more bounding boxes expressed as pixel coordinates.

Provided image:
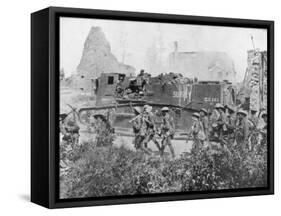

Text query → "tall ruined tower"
[75,27,135,91]
[244,50,267,111]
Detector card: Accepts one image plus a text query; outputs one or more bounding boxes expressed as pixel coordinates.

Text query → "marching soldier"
[199,108,209,144]
[211,103,227,144]
[217,103,228,145]
[130,106,152,155]
[159,107,176,158]
[224,105,237,144]
[190,112,205,153]
[235,109,249,150]
[115,76,125,98]
[131,106,143,148]
[64,118,80,147]
[248,111,267,149]
[142,105,161,151]
[261,112,267,129]
[258,111,267,143]
[249,109,259,129]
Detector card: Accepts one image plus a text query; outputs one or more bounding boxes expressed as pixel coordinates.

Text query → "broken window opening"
[108,76,114,85]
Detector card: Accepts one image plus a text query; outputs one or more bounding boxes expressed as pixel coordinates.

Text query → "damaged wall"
[168,42,236,82]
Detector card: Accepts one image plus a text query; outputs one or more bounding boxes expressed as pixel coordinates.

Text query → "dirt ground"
[60,87,193,158]
[79,130,193,158]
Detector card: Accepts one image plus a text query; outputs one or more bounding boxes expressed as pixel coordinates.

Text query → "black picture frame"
[31,6,274,209]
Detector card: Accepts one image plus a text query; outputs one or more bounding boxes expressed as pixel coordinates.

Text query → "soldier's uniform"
[115,80,124,97]
[60,114,69,148]
[160,107,175,158]
[190,112,205,153]
[64,119,80,147]
[199,108,209,143]
[212,103,227,145]
[255,111,267,147]
[235,109,249,150]
[260,112,267,143]
[249,110,259,130]
[131,107,151,155]
[224,105,237,144]
[142,105,161,151]
[60,114,67,134]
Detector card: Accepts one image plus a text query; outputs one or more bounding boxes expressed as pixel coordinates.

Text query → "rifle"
[129,115,139,123]
[129,112,152,126]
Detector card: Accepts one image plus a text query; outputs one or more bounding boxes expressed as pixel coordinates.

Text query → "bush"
[60,135,267,198]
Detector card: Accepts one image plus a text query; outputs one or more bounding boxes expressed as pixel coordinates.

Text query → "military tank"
[74,72,236,140]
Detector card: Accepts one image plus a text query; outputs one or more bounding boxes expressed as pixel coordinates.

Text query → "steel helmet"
[215,103,224,110]
[144,105,152,112]
[192,112,200,121]
[237,109,247,117]
[200,108,208,115]
[192,112,200,118]
[225,104,235,113]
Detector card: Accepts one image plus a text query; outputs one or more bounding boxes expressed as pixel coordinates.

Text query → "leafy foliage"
[60,134,267,199]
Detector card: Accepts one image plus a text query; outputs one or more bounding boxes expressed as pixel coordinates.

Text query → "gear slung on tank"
[74,71,236,135]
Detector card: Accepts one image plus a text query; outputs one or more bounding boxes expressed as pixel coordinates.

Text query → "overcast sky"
[60,17,267,82]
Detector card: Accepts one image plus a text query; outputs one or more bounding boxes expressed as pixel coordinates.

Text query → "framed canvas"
[31,7,274,208]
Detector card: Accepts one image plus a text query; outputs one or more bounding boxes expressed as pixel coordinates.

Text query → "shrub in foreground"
[60,138,267,198]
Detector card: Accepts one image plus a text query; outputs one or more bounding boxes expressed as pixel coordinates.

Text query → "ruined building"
[243,50,267,111]
[168,42,236,82]
[74,27,135,91]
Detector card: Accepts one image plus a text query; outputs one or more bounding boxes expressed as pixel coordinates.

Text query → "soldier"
[60,113,68,132]
[137,69,148,92]
[224,105,237,144]
[199,108,209,144]
[260,112,267,137]
[249,109,259,129]
[142,105,161,151]
[60,113,68,143]
[130,106,151,155]
[115,76,125,97]
[159,107,175,158]
[211,103,227,144]
[258,112,267,139]
[261,112,267,128]
[64,118,80,147]
[249,111,267,149]
[190,112,205,153]
[235,109,249,150]
[131,106,143,148]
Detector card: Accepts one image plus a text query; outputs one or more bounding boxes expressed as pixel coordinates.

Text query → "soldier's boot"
[140,145,152,155]
[160,138,167,157]
[134,136,142,150]
[139,139,152,155]
[167,140,175,158]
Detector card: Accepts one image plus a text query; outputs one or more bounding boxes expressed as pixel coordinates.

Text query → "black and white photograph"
[59,17,269,199]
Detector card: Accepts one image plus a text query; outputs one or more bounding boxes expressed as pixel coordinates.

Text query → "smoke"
[60,17,267,82]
